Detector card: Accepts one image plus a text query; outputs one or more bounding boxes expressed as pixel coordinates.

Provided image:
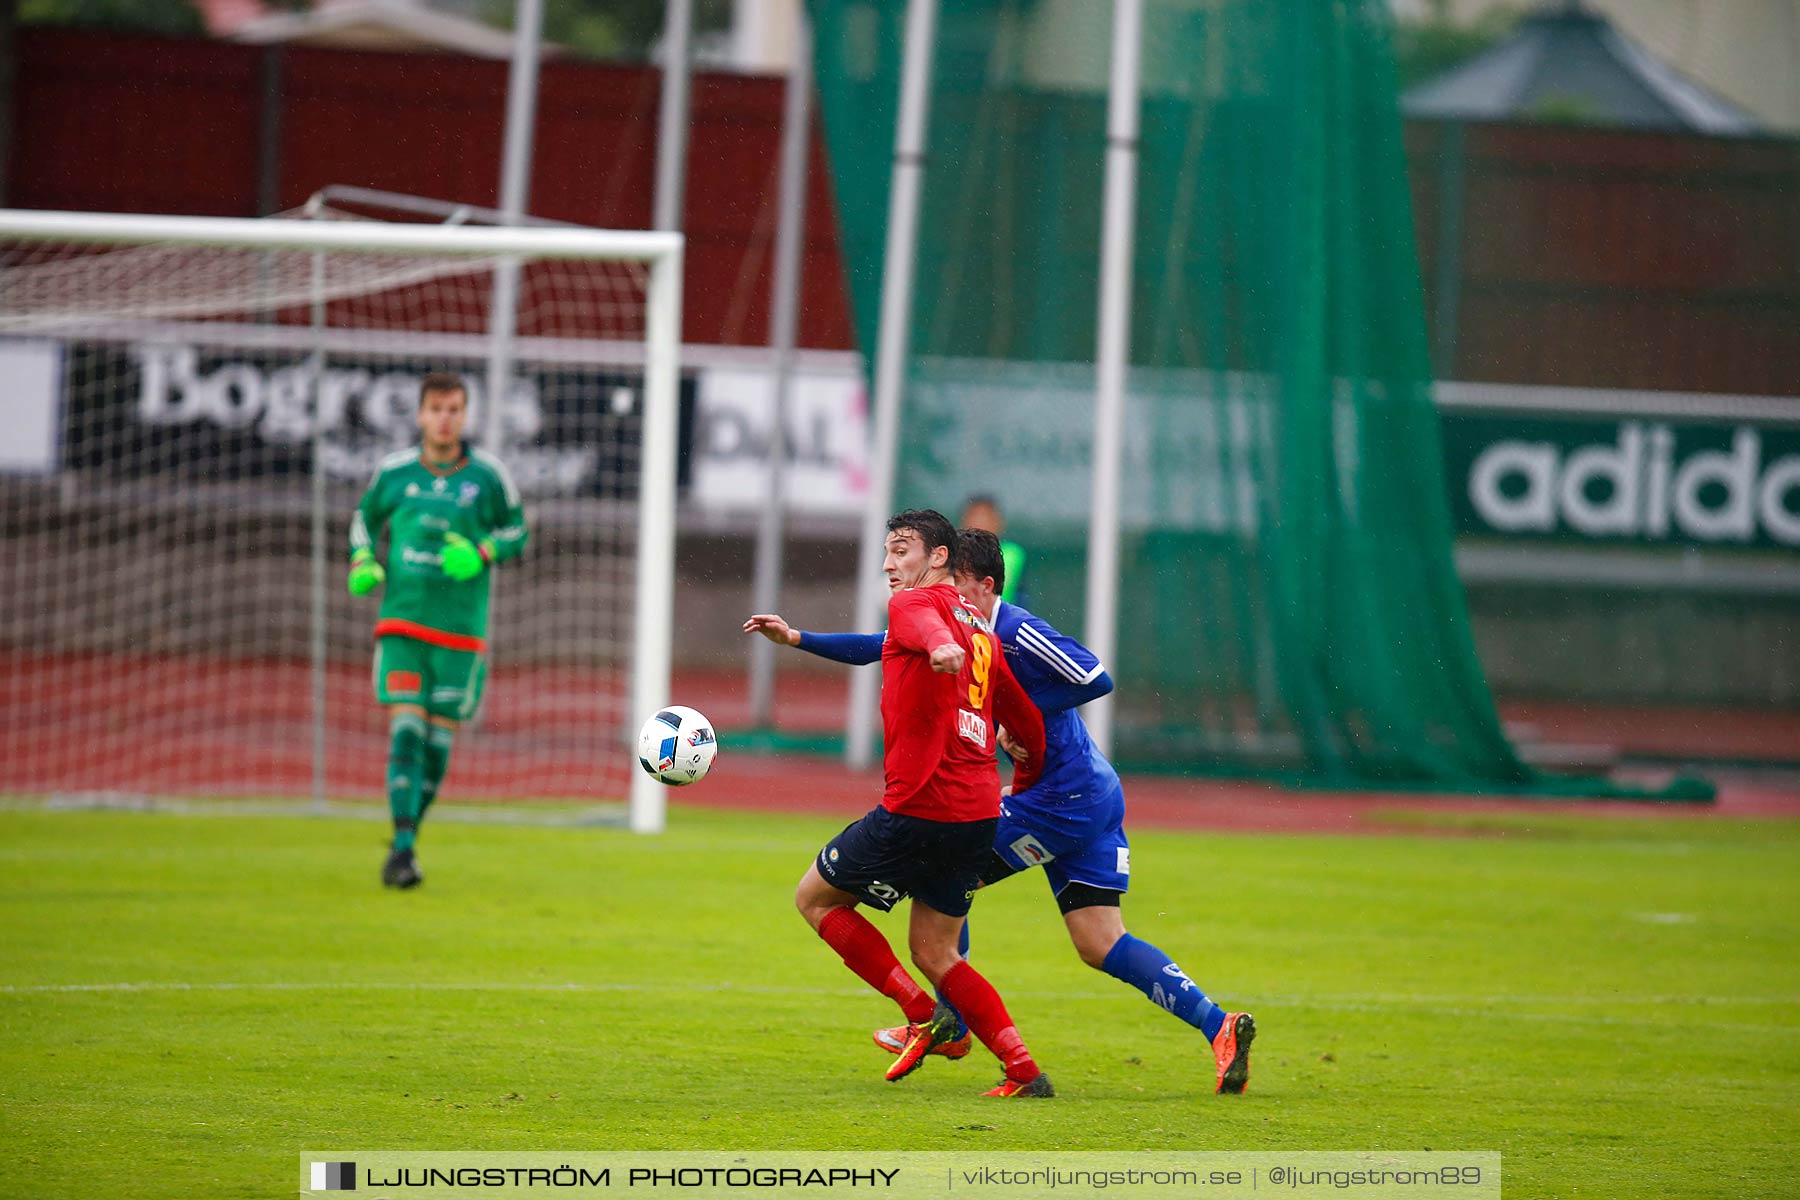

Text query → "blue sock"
[1101,933,1226,1041]
[931,919,973,1038]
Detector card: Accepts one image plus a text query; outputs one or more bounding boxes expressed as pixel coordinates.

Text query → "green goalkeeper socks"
[420,724,455,820]
[387,712,427,851]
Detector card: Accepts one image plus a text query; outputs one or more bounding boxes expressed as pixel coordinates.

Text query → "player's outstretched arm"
[741,615,884,665]
[1015,613,1113,714]
[798,630,884,665]
[742,614,800,646]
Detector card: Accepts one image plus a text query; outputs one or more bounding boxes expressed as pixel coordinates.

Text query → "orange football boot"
[1212,1012,1256,1094]
[885,1004,962,1082]
[873,1024,972,1059]
[983,1073,1055,1098]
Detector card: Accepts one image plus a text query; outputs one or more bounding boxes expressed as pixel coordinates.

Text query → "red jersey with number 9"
[880,582,1045,822]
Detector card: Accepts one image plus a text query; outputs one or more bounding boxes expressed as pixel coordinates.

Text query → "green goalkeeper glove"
[346,549,385,596]
[441,532,493,582]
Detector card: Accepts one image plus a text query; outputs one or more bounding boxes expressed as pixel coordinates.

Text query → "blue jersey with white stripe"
[989,601,1120,809]
[794,600,1119,812]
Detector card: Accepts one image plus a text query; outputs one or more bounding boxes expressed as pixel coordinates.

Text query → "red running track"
[680,752,1800,836]
[3,651,1796,830]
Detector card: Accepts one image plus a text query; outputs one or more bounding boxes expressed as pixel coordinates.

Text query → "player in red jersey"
[786,509,1055,1098]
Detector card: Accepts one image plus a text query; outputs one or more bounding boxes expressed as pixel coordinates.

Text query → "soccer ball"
[636,705,718,786]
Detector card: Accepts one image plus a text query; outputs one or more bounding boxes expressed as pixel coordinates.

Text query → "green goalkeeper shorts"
[373,635,486,721]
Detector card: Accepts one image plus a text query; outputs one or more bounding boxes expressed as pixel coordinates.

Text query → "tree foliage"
[20,0,206,36]
[1392,6,1523,92]
[485,0,733,61]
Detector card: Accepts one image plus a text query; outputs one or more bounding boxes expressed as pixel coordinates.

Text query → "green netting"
[808,0,1709,799]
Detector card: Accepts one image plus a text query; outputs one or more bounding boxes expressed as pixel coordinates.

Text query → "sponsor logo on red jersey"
[951,603,992,632]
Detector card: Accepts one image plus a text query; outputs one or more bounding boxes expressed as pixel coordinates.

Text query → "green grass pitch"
[1,802,1796,1198]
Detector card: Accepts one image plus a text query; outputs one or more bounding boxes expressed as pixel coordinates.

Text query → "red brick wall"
[1407,120,1799,394]
[12,29,856,350]
[13,30,1797,393]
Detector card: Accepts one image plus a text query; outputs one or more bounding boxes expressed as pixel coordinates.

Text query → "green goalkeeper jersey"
[349,445,528,650]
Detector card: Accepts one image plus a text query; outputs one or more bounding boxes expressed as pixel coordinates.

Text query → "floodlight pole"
[846,0,939,769]
[485,0,545,449]
[748,10,814,726]
[655,0,695,234]
[1084,0,1145,757]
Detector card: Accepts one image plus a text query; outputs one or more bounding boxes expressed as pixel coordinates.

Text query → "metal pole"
[256,47,285,218]
[0,0,14,206]
[309,249,328,813]
[654,0,695,233]
[846,0,939,769]
[485,0,545,449]
[1083,0,1145,757]
[747,9,813,727]
[1431,121,1467,379]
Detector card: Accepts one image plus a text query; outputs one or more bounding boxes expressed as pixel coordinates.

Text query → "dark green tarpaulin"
[807,0,1708,799]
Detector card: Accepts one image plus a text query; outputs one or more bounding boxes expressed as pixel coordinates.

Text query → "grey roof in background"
[1401,2,1763,134]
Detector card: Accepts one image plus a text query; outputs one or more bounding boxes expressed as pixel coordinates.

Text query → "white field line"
[1,980,1795,1034]
[0,795,627,827]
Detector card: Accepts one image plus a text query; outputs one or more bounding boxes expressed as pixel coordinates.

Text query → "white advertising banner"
[690,363,869,515]
[0,340,62,474]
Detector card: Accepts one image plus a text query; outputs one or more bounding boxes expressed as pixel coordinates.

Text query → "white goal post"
[0,208,683,834]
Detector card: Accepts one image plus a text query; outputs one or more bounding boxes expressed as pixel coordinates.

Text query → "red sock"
[939,960,1039,1082]
[816,907,936,1024]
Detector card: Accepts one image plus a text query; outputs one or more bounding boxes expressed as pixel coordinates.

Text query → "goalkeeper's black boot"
[382,846,423,889]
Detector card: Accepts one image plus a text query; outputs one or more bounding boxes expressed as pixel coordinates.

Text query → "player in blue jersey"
[742,528,1254,1094]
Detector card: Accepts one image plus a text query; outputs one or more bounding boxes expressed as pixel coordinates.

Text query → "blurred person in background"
[960,494,1027,606]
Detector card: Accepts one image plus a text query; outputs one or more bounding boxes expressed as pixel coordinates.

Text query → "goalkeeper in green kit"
[346,371,528,888]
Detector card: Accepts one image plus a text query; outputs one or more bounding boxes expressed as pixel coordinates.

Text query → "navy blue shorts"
[816,807,998,919]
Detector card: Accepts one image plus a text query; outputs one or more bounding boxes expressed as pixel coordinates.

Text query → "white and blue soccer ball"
[637,705,718,786]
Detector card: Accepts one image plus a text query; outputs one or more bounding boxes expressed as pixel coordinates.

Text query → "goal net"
[0,210,682,831]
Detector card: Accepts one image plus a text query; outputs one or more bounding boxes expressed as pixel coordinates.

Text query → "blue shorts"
[817,806,997,919]
[992,780,1130,898]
